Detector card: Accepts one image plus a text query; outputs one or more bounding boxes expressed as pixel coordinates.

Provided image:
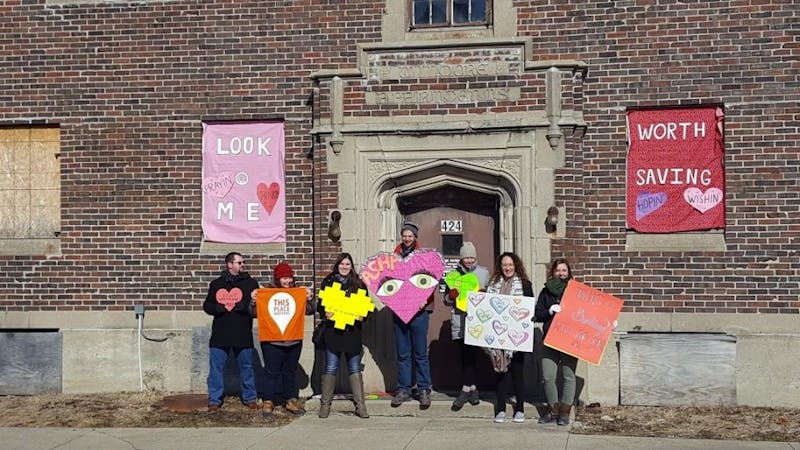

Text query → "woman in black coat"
[317,252,370,419]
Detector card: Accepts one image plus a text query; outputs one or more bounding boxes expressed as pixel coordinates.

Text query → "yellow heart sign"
[318,282,375,330]
[467,324,483,339]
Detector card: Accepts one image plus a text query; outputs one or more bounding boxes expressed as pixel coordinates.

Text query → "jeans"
[495,352,526,415]
[207,346,257,406]
[261,342,302,404]
[392,310,431,393]
[324,349,362,375]
[541,345,578,405]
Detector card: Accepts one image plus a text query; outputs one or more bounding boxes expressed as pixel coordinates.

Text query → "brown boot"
[262,400,274,415]
[349,373,369,418]
[557,403,572,426]
[285,398,306,416]
[538,402,559,424]
[318,374,336,419]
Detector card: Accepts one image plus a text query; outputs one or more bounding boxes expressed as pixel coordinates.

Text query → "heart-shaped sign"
[475,308,492,323]
[490,296,509,314]
[467,325,483,339]
[202,172,234,199]
[444,271,481,312]
[636,191,667,220]
[508,330,529,347]
[360,249,446,324]
[215,288,242,312]
[257,182,281,214]
[268,291,297,334]
[509,306,530,321]
[492,319,508,335]
[684,187,723,213]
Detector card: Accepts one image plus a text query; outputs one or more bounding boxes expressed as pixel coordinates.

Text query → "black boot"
[538,402,559,424]
[557,403,572,426]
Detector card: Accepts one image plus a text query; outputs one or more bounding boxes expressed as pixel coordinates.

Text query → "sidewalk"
[1,400,797,450]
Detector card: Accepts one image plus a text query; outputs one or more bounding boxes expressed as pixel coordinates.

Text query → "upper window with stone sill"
[410,0,491,29]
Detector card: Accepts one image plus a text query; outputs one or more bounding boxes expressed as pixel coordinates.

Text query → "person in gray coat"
[442,242,490,411]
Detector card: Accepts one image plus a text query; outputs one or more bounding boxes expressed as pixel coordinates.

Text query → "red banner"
[543,280,623,366]
[626,107,725,232]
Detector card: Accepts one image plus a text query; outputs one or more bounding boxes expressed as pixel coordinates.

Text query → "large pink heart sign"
[215,288,243,312]
[360,249,445,324]
[684,187,723,213]
[257,182,281,214]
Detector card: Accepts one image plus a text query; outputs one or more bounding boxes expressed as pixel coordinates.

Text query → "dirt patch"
[574,403,800,442]
[0,392,297,428]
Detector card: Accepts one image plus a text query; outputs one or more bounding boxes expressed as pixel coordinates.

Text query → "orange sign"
[543,280,623,366]
[254,287,307,342]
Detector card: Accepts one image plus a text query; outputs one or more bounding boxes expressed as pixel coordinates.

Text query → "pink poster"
[202,121,285,243]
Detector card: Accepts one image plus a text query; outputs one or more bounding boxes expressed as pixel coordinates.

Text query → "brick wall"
[1,1,797,313]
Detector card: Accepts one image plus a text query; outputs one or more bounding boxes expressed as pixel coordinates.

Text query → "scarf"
[485,275,524,372]
[220,270,250,284]
[545,277,568,296]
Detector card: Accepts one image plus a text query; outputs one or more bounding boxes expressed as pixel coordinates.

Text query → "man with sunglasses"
[203,252,260,412]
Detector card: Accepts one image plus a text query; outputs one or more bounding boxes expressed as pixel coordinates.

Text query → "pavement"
[2,399,798,450]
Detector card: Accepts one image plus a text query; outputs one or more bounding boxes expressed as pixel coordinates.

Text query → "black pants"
[494,353,526,415]
[459,339,478,387]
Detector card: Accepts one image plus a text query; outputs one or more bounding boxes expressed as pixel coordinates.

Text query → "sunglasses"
[233,261,245,265]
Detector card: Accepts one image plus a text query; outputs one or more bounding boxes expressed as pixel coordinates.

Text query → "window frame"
[408,0,492,29]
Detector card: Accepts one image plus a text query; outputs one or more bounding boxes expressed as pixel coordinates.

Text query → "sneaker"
[391,391,411,407]
[262,400,274,415]
[451,390,470,411]
[494,411,506,423]
[467,389,480,406]
[513,411,525,423]
[418,390,431,410]
[207,404,220,413]
[285,398,306,416]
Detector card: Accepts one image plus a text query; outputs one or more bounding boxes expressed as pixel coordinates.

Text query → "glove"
[448,288,459,301]
[549,304,561,315]
[612,320,618,329]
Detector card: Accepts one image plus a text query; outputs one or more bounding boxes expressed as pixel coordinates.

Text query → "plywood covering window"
[410,0,491,28]
[0,127,61,255]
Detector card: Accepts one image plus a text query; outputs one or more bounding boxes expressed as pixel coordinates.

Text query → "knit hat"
[273,262,294,280]
[459,241,477,259]
[401,222,419,237]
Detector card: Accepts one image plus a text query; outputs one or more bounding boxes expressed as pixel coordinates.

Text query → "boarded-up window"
[0,127,61,255]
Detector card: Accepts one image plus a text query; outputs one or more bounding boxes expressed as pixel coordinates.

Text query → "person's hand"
[612,320,618,329]
[419,301,428,310]
[304,286,312,300]
[325,312,333,319]
[549,304,561,315]
[251,290,259,300]
[448,288,459,301]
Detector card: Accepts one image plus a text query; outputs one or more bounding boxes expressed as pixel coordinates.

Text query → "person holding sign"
[390,222,434,410]
[251,262,314,416]
[317,253,371,419]
[534,258,577,426]
[202,252,260,413]
[486,252,534,424]
[442,241,490,412]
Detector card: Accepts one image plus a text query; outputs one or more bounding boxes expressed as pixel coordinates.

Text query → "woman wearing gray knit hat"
[443,241,490,411]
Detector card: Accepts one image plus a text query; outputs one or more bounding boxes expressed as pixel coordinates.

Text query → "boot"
[538,402,559,424]
[557,403,572,426]
[318,374,336,418]
[349,373,369,418]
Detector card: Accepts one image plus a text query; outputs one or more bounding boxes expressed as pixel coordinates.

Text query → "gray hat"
[401,222,419,237]
[459,241,477,259]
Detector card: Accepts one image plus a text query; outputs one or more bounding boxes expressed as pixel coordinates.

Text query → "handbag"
[312,321,327,346]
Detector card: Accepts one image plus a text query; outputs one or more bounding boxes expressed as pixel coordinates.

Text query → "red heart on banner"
[257,182,280,215]
[216,288,242,312]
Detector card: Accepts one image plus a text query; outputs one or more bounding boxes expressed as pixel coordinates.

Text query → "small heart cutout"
[257,182,281,214]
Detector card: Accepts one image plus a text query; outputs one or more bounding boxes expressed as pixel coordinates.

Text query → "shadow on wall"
[363,307,398,392]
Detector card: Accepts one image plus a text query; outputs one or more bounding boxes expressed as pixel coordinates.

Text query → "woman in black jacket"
[534,258,576,425]
[317,252,370,419]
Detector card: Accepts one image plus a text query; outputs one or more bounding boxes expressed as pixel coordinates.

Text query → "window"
[441,233,463,256]
[0,127,61,255]
[411,0,490,28]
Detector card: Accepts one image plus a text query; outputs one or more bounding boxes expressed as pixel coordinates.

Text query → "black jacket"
[317,273,368,354]
[203,271,259,348]
[534,283,562,339]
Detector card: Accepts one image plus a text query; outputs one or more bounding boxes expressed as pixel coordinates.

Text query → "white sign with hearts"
[684,187,723,213]
[268,291,297,334]
[465,292,535,352]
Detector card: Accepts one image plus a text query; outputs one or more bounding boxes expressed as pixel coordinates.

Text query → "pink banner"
[202,122,285,243]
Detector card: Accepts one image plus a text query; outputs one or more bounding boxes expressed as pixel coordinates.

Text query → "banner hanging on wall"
[202,121,285,243]
[626,106,725,232]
